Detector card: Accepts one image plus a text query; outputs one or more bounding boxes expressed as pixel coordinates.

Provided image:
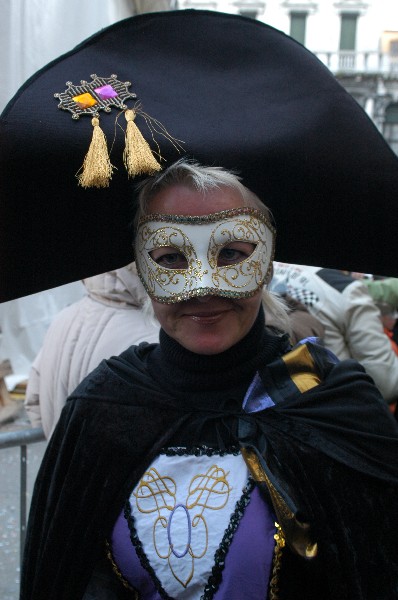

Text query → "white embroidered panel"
[130,452,249,599]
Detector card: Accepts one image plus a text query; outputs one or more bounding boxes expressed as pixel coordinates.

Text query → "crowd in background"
[11,262,397,437]
[2,262,397,432]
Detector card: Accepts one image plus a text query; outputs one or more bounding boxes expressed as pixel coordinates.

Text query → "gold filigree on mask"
[135,208,275,302]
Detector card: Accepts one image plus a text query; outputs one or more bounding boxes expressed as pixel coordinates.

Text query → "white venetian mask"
[135,208,275,303]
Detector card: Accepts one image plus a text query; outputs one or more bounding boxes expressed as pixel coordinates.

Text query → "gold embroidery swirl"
[132,463,233,589]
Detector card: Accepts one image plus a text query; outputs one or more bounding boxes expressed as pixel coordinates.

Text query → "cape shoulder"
[68,342,169,407]
[252,340,398,483]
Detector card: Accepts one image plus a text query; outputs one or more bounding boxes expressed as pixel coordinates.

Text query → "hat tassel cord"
[77,116,114,188]
[123,109,161,177]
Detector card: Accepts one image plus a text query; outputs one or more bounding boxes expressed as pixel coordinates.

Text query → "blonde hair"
[134,158,272,225]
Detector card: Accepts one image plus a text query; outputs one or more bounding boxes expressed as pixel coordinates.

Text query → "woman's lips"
[187,310,230,323]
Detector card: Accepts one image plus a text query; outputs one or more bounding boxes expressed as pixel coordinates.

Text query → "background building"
[179,0,398,153]
[2,1,397,149]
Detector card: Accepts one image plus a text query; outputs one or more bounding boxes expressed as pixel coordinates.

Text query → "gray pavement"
[0,403,47,600]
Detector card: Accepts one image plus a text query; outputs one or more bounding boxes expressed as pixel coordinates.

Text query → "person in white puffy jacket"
[270,262,398,411]
[25,262,160,438]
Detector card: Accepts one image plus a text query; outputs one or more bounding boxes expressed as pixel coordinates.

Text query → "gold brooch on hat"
[55,74,182,188]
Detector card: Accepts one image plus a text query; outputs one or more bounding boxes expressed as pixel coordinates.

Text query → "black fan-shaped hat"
[1,9,397,301]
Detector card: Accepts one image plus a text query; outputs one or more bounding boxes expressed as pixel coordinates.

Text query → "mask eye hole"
[217,242,256,267]
[150,247,189,269]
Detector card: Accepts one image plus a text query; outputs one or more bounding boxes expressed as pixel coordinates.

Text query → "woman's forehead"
[147,184,248,216]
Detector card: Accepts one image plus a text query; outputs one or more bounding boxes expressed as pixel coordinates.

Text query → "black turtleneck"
[143,308,288,447]
[147,308,287,399]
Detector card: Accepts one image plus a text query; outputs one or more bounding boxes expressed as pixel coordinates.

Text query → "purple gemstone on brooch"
[94,84,118,100]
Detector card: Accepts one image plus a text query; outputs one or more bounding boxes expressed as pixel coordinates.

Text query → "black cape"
[21,341,398,600]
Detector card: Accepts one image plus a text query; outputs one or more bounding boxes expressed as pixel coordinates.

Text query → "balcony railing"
[314,50,398,75]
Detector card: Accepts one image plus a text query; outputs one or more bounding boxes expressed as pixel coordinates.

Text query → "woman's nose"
[195,295,213,303]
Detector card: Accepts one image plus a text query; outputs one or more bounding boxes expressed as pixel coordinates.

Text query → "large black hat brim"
[1,9,398,302]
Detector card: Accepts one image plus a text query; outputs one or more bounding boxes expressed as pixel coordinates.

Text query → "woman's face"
[147,184,264,355]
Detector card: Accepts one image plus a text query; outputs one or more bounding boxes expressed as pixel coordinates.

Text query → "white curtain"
[0,0,174,112]
[0,0,173,380]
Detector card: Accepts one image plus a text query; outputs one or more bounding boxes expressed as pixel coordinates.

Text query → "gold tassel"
[77,116,114,188]
[123,109,162,177]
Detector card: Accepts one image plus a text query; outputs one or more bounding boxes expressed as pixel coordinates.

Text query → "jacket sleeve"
[343,281,398,403]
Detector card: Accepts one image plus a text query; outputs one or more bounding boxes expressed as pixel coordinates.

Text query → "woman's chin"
[178,331,239,355]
